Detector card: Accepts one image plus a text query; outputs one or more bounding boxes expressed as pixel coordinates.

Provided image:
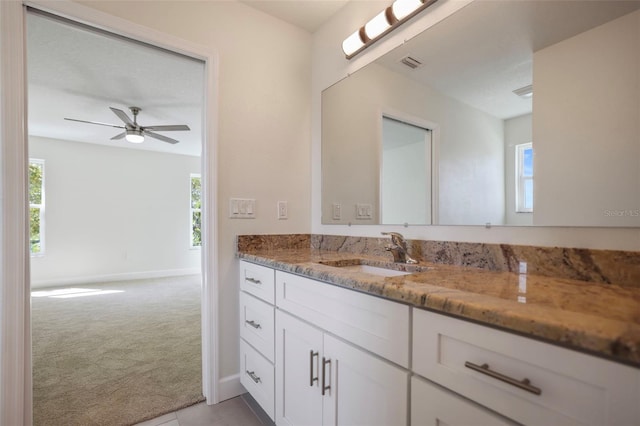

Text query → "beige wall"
[312,0,640,250]
[533,9,640,227]
[77,0,312,381]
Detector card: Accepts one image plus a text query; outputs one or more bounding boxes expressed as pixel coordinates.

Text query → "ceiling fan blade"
[110,107,135,127]
[111,132,126,140]
[145,131,179,144]
[143,124,191,132]
[64,118,125,129]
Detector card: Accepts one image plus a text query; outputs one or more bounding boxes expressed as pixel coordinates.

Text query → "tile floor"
[135,395,265,426]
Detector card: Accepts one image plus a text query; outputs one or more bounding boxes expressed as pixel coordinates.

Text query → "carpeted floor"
[31,275,205,426]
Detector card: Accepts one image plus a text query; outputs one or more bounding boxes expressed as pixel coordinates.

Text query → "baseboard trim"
[31,268,201,288]
[218,374,245,402]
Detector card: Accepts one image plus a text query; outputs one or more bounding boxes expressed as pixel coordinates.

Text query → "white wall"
[75,0,312,384]
[312,0,640,251]
[534,9,640,227]
[504,114,533,226]
[29,136,201,287]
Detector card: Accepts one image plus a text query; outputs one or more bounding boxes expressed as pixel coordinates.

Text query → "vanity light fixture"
[342,0,439,59]
[513,84,533,98]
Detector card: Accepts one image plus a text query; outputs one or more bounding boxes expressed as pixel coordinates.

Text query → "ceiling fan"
[64,106,190,144]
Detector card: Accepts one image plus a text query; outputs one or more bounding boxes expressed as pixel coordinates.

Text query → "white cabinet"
[276,310,408,426]
[322,333,408,426]
[413,308,640,426]
[240,340,275,420]
[275,310,324,426]
[275,270,410,367]
[411,375,515,426]
[239,261,276,420]
[240,260,640,426]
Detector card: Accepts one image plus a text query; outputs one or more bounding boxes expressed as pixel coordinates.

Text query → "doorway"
[0,2,219,423]
[26,9,207,425]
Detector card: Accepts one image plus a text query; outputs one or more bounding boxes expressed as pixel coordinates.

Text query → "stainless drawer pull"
[465,361,541,395]
[246,370,261,384]
[246,277,262,285]
[245,320,261,329]
[321,357,331,395]
[310,350,319,386]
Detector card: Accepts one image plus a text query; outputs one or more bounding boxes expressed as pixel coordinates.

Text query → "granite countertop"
[238,248,640,368]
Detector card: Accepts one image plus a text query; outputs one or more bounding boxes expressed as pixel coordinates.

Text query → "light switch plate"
[332,203,341,220]
[229,198,256,219]
[355,203,373,219]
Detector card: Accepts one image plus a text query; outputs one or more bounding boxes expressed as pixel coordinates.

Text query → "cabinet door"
[322,334,408,426]
[411,376,515,426]
[276,310,324,426]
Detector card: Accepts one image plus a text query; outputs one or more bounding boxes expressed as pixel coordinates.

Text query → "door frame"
[0,1,220,423]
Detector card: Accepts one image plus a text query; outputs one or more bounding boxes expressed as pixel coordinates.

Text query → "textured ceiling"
[27,1,640,157]
[27,12,205,157]
[376,0,640,120]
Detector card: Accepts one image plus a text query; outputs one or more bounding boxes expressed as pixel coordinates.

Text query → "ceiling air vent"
[399,55,423,69]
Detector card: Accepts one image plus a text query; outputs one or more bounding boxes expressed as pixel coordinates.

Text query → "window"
[29,159,45,255]
[190,174,202,247]
[516,143,533,212]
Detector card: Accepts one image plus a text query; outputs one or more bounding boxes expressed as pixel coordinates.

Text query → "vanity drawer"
[411,375,515,426]
[240,260,275,304]
[240,291,275,362]
[413,309,640,426]
[275,270,409,367]
[240,339,275,421]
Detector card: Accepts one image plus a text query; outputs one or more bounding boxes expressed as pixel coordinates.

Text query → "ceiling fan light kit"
[65,106,190,145]
[125,129,145,143]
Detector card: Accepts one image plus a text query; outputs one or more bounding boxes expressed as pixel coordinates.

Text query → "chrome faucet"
[381,232,418,264]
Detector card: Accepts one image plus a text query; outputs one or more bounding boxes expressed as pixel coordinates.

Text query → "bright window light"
[53,290,124,298]
[342,29,365,56]
[392,0,423,20]
[365,10,391,39]
[31,288,124,298]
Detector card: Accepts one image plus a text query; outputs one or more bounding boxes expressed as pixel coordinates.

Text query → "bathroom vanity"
[237,238,640,426]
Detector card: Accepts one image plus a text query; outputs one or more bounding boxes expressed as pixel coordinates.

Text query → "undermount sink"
[337,264,412,277]
[318,259,429,277]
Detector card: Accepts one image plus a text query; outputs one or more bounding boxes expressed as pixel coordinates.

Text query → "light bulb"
[342,29,365,56]
[391,0,423,20]
[125,131,144,143]
[364,10,391,40]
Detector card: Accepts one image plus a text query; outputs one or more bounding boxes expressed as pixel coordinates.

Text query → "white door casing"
[0,1,220,423]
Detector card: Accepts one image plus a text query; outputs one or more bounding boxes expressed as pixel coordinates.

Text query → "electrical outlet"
[277,201,288,220]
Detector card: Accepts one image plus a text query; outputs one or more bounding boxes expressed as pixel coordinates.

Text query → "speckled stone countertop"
[238,248,640,368]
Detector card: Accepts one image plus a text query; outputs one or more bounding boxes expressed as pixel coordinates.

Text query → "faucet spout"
[381,232,418,264]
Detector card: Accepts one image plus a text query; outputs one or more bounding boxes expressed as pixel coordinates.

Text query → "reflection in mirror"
[321,1,640,227]
[381,116,432,225]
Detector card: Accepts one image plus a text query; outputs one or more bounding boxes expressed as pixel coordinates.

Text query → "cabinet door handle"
[245,319,261,329]
[246,277,262,285]
[464,361,541,395]
[246,370,262,384]
[321,357,331,395]
[310,350,319,386]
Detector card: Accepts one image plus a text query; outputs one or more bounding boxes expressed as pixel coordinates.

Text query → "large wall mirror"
[322,0,640,227]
